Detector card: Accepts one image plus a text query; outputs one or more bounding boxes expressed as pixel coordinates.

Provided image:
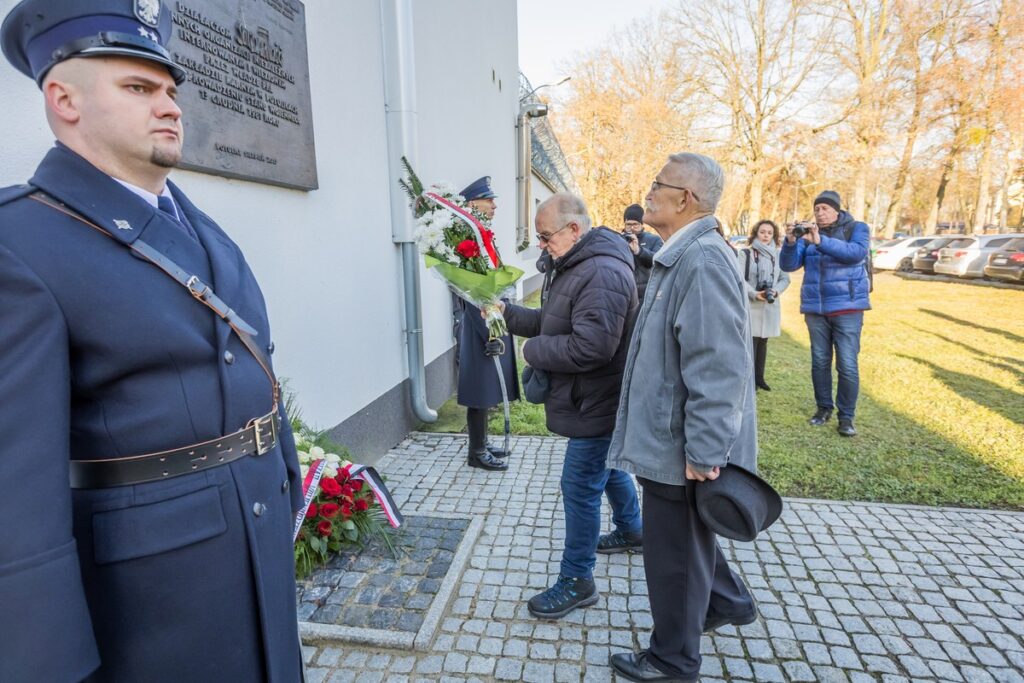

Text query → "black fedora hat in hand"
[694,464,783,542]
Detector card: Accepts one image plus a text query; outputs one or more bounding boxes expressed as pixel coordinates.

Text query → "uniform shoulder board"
[0,184,35,207]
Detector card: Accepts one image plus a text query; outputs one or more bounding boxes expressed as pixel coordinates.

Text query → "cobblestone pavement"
[302,433,1024,683]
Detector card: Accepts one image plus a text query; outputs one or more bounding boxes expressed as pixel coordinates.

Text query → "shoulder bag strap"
[29,191,280,405]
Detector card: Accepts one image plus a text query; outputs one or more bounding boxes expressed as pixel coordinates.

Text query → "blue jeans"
[560,435,642,579]
[804,312,864,420]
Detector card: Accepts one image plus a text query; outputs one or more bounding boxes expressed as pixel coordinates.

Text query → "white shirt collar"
[112,177,176,215]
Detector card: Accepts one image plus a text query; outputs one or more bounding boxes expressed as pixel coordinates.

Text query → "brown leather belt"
[69,409,280,489]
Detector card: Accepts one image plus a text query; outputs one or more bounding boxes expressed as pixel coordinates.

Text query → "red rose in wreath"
[320,502,340,518]
[305,503,318,519]
[320,478,342,497]
[317,520,333,537]
[354,499,369,512]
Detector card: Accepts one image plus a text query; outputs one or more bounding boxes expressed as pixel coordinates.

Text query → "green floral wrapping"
[424,256,524,339]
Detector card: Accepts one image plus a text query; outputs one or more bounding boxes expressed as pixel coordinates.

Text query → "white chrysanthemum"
[323,465,338,478]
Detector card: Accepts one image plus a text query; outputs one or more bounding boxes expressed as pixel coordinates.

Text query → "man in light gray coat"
[607,153,759,682]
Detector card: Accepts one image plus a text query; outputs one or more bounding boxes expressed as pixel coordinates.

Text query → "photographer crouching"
[780,191,871,437]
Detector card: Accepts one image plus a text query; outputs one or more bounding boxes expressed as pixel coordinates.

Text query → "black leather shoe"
[609,651,696,682]
[704,592,758,632]
[837,419,857,437]
[486,444,509,459]
[756,381,772,391]
[809,407,833,426]
[467,450,508,471]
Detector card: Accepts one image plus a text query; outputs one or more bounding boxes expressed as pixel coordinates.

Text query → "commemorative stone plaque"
[168,0,318,190]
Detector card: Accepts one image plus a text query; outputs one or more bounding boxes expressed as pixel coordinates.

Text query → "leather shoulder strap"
[29,191,280,405]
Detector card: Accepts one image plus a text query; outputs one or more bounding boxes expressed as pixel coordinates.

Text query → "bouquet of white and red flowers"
[292,438,402,579]
[399,158,524,340]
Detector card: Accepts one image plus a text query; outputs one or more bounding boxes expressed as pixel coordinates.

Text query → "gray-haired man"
[607,154,759,682]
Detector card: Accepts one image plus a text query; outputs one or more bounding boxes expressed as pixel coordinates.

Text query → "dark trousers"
[639,478,752,678]
[804,311,863,420]
[752,337,768,385]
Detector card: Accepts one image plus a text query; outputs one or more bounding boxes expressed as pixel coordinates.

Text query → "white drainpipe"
[381,0,436,423]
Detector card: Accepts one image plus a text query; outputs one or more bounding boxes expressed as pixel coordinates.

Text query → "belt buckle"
[251,413,277,456]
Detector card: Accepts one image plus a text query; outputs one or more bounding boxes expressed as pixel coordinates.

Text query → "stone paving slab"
[301,432,1024,682]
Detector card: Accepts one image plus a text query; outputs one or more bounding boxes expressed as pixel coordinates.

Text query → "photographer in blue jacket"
[780,190,871,437]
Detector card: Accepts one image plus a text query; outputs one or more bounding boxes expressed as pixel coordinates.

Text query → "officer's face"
[469,198,496,220]
[75,57,184,172]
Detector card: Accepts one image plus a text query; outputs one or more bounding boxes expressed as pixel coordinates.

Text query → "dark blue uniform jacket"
[0,144,302,682]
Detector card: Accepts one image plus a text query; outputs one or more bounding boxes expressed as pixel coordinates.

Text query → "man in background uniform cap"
[0,1,303,680]
[454,175,519,472]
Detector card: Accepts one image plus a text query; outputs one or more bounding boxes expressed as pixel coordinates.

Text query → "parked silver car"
[934,233,1024,278]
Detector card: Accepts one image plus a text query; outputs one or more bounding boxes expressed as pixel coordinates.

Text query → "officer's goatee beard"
[151,147,181,168]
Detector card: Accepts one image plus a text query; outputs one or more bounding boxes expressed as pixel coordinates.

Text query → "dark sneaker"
[837,419,857,437]
[527,575,598,619]
[809,407,833,426]
[704,593,759,633]
[597,529,643,554]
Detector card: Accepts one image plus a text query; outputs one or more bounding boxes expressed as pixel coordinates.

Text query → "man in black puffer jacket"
[499,193,642,620]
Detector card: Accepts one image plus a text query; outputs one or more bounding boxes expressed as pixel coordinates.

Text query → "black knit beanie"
[813,190,841,213]
[623,204,644,223]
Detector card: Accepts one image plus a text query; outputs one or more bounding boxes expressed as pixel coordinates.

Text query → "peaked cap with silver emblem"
[1,0,186,86]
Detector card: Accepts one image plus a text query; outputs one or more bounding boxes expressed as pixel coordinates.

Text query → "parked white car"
[934,233,1024,278]
[873,236,938,272]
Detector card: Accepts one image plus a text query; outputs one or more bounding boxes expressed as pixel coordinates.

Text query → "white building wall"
[0,0,520,432]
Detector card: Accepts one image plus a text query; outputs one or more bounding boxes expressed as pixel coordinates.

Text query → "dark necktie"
[157,194,197,240]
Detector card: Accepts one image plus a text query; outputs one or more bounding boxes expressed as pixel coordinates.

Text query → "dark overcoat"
[0,145,303,682]
[456,299,520,409]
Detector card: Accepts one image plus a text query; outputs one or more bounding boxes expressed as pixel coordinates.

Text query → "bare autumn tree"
[550,17,700,227]
[549,0,1024,234]
[671,0,828,229]
[880,0,963,237]
[825,0,897,222]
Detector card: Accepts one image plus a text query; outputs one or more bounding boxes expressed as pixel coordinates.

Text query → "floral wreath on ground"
[292,429,399,579]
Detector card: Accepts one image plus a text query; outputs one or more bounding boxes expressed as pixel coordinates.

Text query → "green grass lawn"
[422,273,1024,510]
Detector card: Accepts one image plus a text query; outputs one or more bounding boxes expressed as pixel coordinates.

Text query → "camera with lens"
[756,281,776,304]
[791,222,814,238]
[621,231,637,242]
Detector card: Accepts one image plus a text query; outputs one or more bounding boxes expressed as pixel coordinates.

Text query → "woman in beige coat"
[740,220,790,390]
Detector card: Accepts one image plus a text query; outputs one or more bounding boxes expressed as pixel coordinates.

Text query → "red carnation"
[341,503,353,519]
[305,503,318,519]
[352,480,364,492]
[456,239,481,259]
[320,502,340,518]
[341,484,355,499]
[354,499,369,512]
[320,478,342,497]
[317,520,333,537]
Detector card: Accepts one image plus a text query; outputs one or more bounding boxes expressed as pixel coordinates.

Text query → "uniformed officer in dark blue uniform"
[0,1,303,681]
[456,176,519,471]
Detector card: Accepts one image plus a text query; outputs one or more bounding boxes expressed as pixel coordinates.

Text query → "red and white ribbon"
[292,459,326,541]
[424,192,501,268]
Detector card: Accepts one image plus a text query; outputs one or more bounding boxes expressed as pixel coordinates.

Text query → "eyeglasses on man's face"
[537,222,572,244]
[649,179,699,201]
